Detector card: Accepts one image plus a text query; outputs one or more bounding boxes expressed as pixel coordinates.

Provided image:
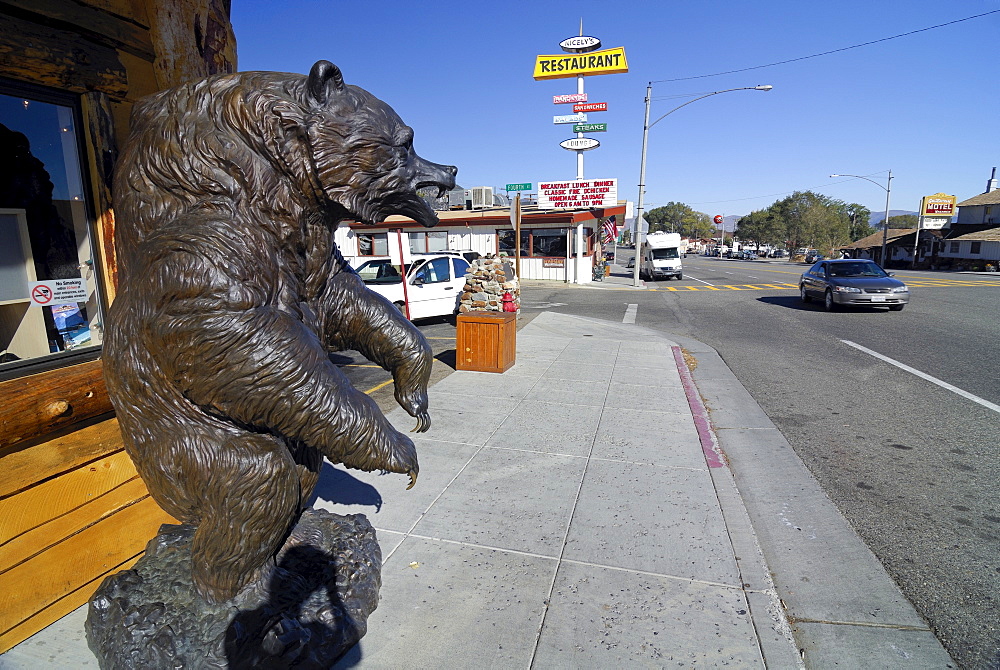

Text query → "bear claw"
[411,411,431,433]
[407,469,418,489]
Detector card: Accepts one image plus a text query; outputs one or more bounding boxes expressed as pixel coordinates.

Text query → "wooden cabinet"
[455,311,516,373]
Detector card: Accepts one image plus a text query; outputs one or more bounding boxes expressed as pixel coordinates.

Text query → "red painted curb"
[672,345,725,468]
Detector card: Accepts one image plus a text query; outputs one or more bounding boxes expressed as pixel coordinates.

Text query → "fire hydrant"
[502,291,517,313]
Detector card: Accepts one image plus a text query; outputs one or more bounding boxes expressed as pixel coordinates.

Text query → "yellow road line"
[364,379,394,394]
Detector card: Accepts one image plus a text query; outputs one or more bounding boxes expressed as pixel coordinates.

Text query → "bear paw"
[394,387,431,433]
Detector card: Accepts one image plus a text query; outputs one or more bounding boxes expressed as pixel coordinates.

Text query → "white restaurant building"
[335,204,626,284]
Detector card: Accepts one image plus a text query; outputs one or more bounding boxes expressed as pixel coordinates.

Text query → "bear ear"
[307,60,345,104]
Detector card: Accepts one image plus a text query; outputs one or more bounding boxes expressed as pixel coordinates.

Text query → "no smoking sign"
[28,279,88,306]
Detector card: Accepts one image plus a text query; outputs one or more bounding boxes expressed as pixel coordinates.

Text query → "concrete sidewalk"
[1,312,955,668]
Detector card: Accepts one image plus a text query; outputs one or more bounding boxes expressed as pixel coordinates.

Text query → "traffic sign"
[505,183,532,191]
[573,123,606,133]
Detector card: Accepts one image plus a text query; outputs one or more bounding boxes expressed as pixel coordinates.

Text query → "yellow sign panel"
[920,193,957,217]
[533,47,628,80]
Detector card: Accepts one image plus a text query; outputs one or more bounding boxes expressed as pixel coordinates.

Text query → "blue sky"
[232,1,999,220]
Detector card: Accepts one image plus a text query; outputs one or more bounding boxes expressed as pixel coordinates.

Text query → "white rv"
[640,231,683,280]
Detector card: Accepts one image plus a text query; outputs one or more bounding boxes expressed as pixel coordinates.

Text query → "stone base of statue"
[85,509,381,669]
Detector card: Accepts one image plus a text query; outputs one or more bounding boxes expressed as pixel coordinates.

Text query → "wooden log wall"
[0,0,235,653]
[0,411,176,652]
[0,363,178,651]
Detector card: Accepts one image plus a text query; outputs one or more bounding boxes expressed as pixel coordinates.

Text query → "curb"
[672,345,804,668]
[670,334,956,668]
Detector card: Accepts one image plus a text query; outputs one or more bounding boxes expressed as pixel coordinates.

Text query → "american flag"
[602,215,618,243]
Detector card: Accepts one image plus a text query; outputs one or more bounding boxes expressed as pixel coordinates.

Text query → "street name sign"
[505,183,532,191]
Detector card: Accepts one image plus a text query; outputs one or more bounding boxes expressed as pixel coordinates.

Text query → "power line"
[651,10,1000,83]
[687,174,890,207]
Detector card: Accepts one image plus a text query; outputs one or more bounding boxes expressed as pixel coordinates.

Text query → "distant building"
[337,203,626,283]
[937,168,1000,269]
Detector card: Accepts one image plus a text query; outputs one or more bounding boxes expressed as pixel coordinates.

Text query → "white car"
[356,254,472,320]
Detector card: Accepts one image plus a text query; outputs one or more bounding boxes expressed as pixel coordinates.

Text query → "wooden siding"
[0,416,176,652]
[0,0,235,652]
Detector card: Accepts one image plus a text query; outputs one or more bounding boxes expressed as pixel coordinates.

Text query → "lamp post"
[830,171,893,267]
[633,84,773,287]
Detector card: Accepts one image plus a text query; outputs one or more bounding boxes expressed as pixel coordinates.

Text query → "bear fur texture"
[104,61,457,603]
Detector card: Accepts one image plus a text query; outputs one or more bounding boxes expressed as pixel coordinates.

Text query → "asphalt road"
[515,255,1000,669]
[339,258,999,668]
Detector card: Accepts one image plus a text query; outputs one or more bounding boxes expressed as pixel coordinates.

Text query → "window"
[1,85,104,376]
[357,232,388,256]
[414,257,451,284]
[409,230,447,253]
[949,241,959,253]
[498,229,529,257]
[651,248,679,260]
[496,228,594,257]
[970,241,982,255]
[452,258,471,278]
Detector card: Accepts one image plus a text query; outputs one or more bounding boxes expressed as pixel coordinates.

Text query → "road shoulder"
[671,334,955,667]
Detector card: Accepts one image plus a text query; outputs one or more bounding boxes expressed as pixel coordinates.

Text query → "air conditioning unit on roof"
[466,186,493,210]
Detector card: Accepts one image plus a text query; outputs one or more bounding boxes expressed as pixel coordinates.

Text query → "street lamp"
[633,84,773,287]
[830,171,893,266]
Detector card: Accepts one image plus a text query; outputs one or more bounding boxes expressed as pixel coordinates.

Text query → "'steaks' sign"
[533,47,629,81]
[537,178,617,209]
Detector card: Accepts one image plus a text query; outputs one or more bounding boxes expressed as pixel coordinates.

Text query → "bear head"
[295,60,457,228]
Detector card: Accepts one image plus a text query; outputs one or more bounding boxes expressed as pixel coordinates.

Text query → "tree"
[736,210,783,247]
[878,214,919,229]
[645,202,714,239]
[842,203,874,241]
[738,191,854,255]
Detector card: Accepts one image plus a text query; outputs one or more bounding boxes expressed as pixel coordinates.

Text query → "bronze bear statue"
[104,61,456,603]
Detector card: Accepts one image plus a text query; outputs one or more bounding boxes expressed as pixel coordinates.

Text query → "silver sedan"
[799,259,910,311]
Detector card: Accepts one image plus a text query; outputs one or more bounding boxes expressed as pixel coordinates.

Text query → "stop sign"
[713,215,723,224]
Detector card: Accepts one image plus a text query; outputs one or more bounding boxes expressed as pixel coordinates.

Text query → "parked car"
[740,250,758,260]
[414,249,481,263]
[356,253,472,319]
[799,259,909,311]
[769,249,787,258]
[804,250,823,263]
